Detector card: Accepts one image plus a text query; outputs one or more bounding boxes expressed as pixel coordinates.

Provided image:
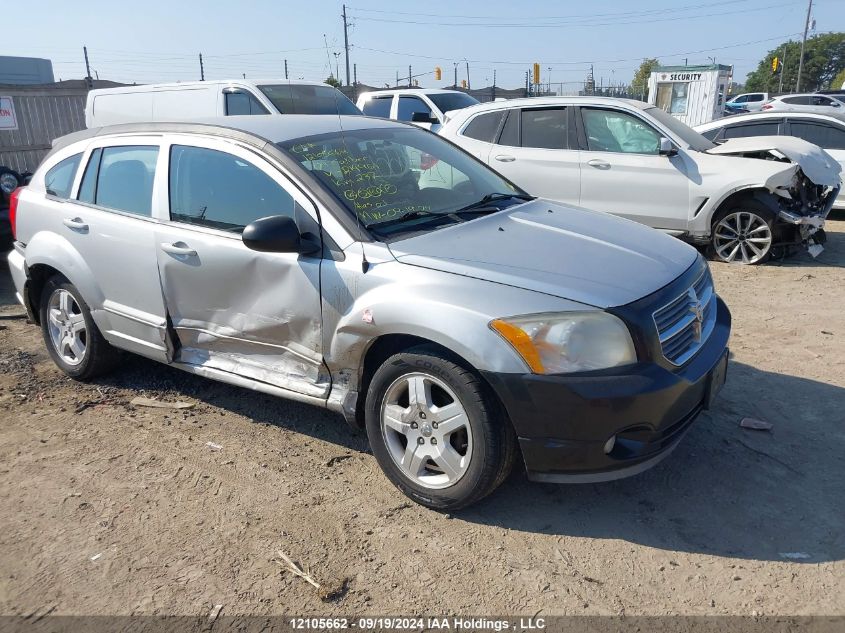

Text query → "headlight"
[490,312,636,374]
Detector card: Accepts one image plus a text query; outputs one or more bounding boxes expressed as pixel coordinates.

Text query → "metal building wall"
[0,89,87,173]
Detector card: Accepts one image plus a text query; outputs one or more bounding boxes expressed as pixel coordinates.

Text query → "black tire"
[709,199,776,265]
[39,275,119,380]
[365,345,516,511]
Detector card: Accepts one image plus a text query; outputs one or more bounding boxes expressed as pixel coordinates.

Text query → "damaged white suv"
[440,97,841,264]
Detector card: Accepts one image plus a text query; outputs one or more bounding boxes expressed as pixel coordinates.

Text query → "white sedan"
[696,111,845,209]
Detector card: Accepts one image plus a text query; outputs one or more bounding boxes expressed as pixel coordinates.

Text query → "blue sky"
[6,0,842,89]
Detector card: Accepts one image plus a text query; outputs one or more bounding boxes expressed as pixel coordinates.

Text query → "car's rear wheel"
[39,276,119,380]
[710,202,775,265]
[365,345,516,511]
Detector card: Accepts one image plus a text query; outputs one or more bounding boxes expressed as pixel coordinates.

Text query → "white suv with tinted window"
[441,96,840,264]
[357,89,479,131]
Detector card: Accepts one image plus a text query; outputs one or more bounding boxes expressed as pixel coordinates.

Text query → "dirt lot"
[0,222,843,618]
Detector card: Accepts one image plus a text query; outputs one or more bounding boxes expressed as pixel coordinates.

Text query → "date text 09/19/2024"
[289,617,547,631]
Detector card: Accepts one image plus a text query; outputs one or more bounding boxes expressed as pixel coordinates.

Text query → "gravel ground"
[0,222,843,618]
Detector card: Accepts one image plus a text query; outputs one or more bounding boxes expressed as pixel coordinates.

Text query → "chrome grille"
[653,267,716,366]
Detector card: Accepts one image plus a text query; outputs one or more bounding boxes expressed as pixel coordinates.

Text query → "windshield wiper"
[366,209,449,234]
[454,192,534,215]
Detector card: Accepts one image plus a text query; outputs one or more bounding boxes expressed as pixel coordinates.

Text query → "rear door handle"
[62,217,88,231]
[494,154,516,162]
[160,242,197,257]
[587,159,611,169]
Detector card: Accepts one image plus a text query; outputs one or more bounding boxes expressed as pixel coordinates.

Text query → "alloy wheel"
[47,289,87,366]
[713,211,772,264]
[380,372,473,490]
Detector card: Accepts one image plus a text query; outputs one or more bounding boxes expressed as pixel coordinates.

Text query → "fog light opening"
[603,435,617,455]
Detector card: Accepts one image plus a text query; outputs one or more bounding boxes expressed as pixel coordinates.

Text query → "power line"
[354,33,802,67]
[346,0,754,20]
[349,2,800,28]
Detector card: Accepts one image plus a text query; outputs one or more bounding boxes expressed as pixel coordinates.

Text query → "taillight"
[9,187,21,240]
[761,104,773,110]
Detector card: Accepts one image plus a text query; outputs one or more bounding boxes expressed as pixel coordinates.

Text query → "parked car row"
[4,79,841,510]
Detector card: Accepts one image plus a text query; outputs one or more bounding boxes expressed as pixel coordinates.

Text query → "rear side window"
[748,94,765,102]
[44,153,82,198]
[169,145,294,232]
[783,96,810,105]
[88,146,159,216]
[225,91,269,115]
[462,111,504,142]
[521,108,568,150]
[723,122,780,139]
[789,121,845,150]
[362,96,392,118]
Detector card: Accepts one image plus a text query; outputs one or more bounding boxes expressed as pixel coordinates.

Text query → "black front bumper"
[483,287,731,483]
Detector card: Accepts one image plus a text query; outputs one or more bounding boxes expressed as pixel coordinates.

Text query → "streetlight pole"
[796,0,813,92]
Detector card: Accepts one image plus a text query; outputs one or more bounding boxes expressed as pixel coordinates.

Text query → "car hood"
[387,200,699,308]
[706,135,841,186]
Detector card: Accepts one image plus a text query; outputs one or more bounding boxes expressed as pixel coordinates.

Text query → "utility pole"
[83,46,92,83]
[454,63,458,89]
[796,0,813,91]
[333,52,341,82]
[778,46,787,93]
[199,53,205,81]
[353,63,357,85]
[408,65,412,88]
[342,4,351,86]
[284,59,288,79]
[492,69,496,100]
[465,60,470,89]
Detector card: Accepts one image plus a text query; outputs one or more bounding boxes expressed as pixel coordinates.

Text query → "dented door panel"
[155,224,327,397]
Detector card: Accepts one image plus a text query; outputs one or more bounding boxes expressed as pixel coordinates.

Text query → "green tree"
[324,75,341,88]
[745,32,845,93]
[631,58,659,100]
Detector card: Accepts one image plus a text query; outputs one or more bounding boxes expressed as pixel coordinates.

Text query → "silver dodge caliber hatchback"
[7,116,731,509]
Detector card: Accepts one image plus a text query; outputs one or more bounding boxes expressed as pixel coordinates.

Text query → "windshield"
[645,105,716,152]
[278,127,526,237]
[428,92,480,114]
[258,84,362,115]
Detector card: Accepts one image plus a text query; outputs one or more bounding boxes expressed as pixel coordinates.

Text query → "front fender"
[321,257,589,389]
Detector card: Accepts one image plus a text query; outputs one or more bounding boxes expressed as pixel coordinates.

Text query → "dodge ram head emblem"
[687,289,704,342]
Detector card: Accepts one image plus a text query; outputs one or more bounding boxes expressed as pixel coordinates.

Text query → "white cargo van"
[85,79,361,127]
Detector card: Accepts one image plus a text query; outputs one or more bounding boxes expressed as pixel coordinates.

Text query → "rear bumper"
[7,244,30,312]
[482,296,731,482]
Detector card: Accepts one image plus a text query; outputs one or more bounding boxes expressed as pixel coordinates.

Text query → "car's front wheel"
[710,201,775,265]
[39,276,119,380]
[365,346,516,510]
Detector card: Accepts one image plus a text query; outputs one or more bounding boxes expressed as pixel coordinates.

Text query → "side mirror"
[411,111,438,124]
[659,137,678,157]
[242,215,320,255]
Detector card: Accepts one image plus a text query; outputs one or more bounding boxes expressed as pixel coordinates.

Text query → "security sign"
[0,96,18,130]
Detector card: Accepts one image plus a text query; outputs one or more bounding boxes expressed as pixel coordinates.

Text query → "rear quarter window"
[44,153,83,198]
[461,111,504,142]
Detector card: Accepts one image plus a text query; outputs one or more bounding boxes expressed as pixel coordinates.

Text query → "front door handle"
[587,159,611,169]
[494,154,516,162]
[62,217,88,231]
[160,242,197,257]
